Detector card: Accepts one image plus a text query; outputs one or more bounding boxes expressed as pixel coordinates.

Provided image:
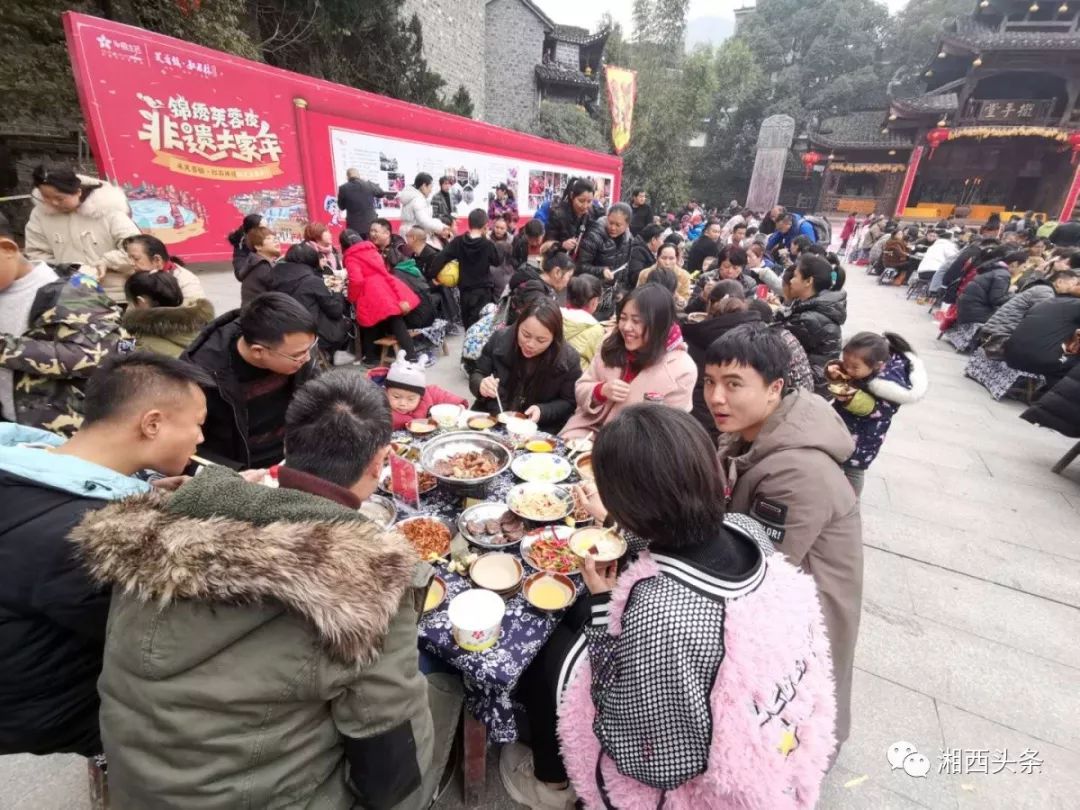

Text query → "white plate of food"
[458,502,527,549]
[520,526,579,576]
[506,483,574,522]
[511,453,572,484]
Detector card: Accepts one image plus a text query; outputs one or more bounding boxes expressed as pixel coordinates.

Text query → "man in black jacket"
[0,351,210,758]
[576,202,632,281]
[182,293,318,469]
[628,224,664,290]
[337,168,388,238]
[428,209,501,329]
[628,189,653,237]
[686,220,723,272]
[270,243,349,355]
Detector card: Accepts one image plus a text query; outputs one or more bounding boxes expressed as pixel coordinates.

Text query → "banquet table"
[384,420,589,805]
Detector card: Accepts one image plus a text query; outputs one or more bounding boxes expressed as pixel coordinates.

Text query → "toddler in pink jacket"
[368,352,467,430]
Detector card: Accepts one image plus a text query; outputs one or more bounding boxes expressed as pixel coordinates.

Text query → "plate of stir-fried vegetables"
[520,527,579,575]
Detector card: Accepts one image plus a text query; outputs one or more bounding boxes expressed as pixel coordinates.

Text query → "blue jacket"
[765,214,818,253]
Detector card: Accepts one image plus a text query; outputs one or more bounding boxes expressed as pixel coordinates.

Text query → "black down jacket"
[576,220,632,280]
[0,469,112,757]
[269,261,349,349]
[1005,297,1080,379]
[957,261,1012,325]
[779,290,848,393]
[546,202,601,253]
[626,236,656,290]
[1022,361,1080,437]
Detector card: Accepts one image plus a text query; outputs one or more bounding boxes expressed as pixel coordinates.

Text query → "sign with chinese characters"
[63,13,621,261]
[965,99,1054,124]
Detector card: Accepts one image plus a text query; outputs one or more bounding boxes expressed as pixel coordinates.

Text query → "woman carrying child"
[825,332,928,495]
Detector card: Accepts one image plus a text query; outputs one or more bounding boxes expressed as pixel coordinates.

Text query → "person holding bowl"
[470,298,581,434]
[559,284,697,440]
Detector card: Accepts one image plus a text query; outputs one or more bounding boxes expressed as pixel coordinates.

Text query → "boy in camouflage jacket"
[0,264,130,437]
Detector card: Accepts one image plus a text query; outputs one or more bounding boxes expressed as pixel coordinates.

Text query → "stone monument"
[745,114,795,212]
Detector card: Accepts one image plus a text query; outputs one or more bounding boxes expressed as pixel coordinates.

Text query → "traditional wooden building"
[810,0,1080,221]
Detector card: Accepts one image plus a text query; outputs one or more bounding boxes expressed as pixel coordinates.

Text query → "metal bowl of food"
[507,482,574,523]
[358,493,396,529]
[393,514,456,562]
[419,431,512,487]
[458,502,526,549]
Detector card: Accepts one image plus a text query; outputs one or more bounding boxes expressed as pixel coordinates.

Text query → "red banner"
[1060,163,1080,222]
[894,146,924,219]
[605,67,637,155]
[63,13,621,261]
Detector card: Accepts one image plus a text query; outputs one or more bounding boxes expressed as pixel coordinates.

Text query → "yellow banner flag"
[605,66,637,154]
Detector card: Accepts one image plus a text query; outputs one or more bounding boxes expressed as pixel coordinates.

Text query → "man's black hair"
[640,223,663,243]
[524,218,545,238]
[239,292,316,347]
[724,245,748,268]
[81,351,212,426]
[370,217,393,233]
[704,322,790,384]
[285,369,392,488]
[413,172,433,189]
[468,208,489,230]
[283,241,321,269]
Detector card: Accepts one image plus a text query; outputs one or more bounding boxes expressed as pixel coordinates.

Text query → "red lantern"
[926,127,951,158]
[1069,131,1080,164]
[801,151,823,178]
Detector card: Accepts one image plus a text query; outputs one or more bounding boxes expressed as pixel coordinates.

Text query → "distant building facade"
[401,0,487,119]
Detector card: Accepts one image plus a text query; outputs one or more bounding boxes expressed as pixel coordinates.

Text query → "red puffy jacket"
[342,241,420,327]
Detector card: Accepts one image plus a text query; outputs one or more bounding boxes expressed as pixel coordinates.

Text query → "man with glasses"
[182,292,318,468]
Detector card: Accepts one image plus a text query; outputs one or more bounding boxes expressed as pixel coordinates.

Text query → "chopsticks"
[494,379,504,416]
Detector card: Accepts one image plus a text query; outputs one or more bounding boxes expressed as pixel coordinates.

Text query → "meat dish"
[432,450,500,480]
[464,510,525,546]
[397,518,451,560]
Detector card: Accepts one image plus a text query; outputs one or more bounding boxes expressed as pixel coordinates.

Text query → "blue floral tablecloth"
[389,426,586,742]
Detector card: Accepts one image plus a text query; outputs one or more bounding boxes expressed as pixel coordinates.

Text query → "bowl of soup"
[423,575,447,613]
[523,572,576,613]
[574,452,594,481]
[570,527,627,563]
[407,418,438,436]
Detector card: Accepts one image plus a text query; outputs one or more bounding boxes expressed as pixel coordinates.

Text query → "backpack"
[804,215,832,246]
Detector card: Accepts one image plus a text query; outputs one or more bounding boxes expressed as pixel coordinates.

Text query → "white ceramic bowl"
[430,403,464,429]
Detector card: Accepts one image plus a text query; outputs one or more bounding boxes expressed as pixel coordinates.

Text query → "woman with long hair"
[503,406,835,810]
[122,271,214,358]
[544,177,599,259]
[560,284,698,439]
[123,233,207,304]
[470,298,582,433]
[302,222,342,278]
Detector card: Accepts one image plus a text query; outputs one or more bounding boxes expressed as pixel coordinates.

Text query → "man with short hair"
[730,222,748,247]
[337,168,388,238]
[705,323,862,747]
[628,223,664,289]
[511,218,546,271]
[0,351,209,758]
[0,213,128,437]
[686,220,723,272]
[182,292,318,468]
[576,202,633,283]
[429,209,502,328]
[765,212,818,257]
[430,175,455,221]
[628,188,652,237]
[77,368,456,810]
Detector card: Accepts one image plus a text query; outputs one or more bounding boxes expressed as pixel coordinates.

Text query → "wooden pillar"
[292,97,321,226]
[1059,161,1080,221]
[894,146,925,218]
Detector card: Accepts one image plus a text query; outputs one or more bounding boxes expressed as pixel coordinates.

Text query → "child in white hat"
[369,351,467,430]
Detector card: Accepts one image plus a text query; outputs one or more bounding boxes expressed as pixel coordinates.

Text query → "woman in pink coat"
[341,228,421,362]
[560,284,698,440]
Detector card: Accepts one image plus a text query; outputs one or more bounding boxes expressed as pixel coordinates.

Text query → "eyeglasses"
[255,337,318,364]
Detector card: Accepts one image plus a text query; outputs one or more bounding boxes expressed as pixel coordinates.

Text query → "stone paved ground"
[3,265,1078,810]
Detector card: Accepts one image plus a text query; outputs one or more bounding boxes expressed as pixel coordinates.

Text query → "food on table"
[463,509,525,546]
[446,551,480,576]
[506,418,538,443]
[408,419,438,435]
[570,527,627,562]
[827,382,857,398]
[468,416,497,430]
[397,518,451,560]
[510,487,571,521]
[430,403,463,428]
[569,486,592,523]
[358,495,395,528]
[512,453,571,483]
[432,450,500,480]
[381,466,437,494]
[524,530,579,574]
[424,577,446,612]
[525,439,554,453]
[497,411,528,424]
[525,574,574,611]
[574,452,593,481]
[469,553,523,592]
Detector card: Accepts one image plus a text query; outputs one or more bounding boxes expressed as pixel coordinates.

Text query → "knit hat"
[385,351,426,395]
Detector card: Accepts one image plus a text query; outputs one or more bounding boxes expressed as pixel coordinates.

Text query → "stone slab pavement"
[3,265,1078,809]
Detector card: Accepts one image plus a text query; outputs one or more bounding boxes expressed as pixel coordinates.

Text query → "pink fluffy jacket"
[557,552,837,809]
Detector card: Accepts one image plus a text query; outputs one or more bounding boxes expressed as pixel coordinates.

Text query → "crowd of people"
[0,162,964,810]
[842,209,1080,438]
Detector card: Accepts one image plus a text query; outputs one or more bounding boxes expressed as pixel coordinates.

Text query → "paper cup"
[430,403,464,429]
[447,589,506,651]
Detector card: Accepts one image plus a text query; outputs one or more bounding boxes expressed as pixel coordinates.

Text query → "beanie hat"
[385,350,426,396]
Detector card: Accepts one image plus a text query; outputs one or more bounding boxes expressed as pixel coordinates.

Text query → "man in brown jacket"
[704,324,863,746]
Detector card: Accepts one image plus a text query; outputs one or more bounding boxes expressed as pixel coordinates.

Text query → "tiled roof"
[944,16,1080,50]
[551,24,610,45]
[535,63,600,87]
[891,93,959,116]
[809,110,916,149]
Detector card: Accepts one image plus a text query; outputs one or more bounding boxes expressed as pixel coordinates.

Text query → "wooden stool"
[373,336,399,366]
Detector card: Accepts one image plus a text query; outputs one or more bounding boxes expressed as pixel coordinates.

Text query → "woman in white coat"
[25,165,141,302]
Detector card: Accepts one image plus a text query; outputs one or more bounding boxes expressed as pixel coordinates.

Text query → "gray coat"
[981,282,1054,340]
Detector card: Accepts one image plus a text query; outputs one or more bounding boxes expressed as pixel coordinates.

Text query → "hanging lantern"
[827,152,835,160]
[801,151,823,178]
[1059,2,1069,11]
[889,113,898,121]
[1069,131,1080,164]
[937,117,949,127]
[881,127,889,134]
[925,69,935,77]
[980,0,990,6]
[973,55,983,67]
[927,126,951,158]
[938,50,947,58]
[1029,1,1040,10]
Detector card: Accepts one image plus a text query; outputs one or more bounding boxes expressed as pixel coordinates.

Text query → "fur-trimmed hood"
[866,351,928,405]
[121,298,215,338]
[69,472,420,665]
[32,174,131,219]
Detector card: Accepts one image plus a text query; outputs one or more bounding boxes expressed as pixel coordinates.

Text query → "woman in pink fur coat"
[501,406,836,810]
